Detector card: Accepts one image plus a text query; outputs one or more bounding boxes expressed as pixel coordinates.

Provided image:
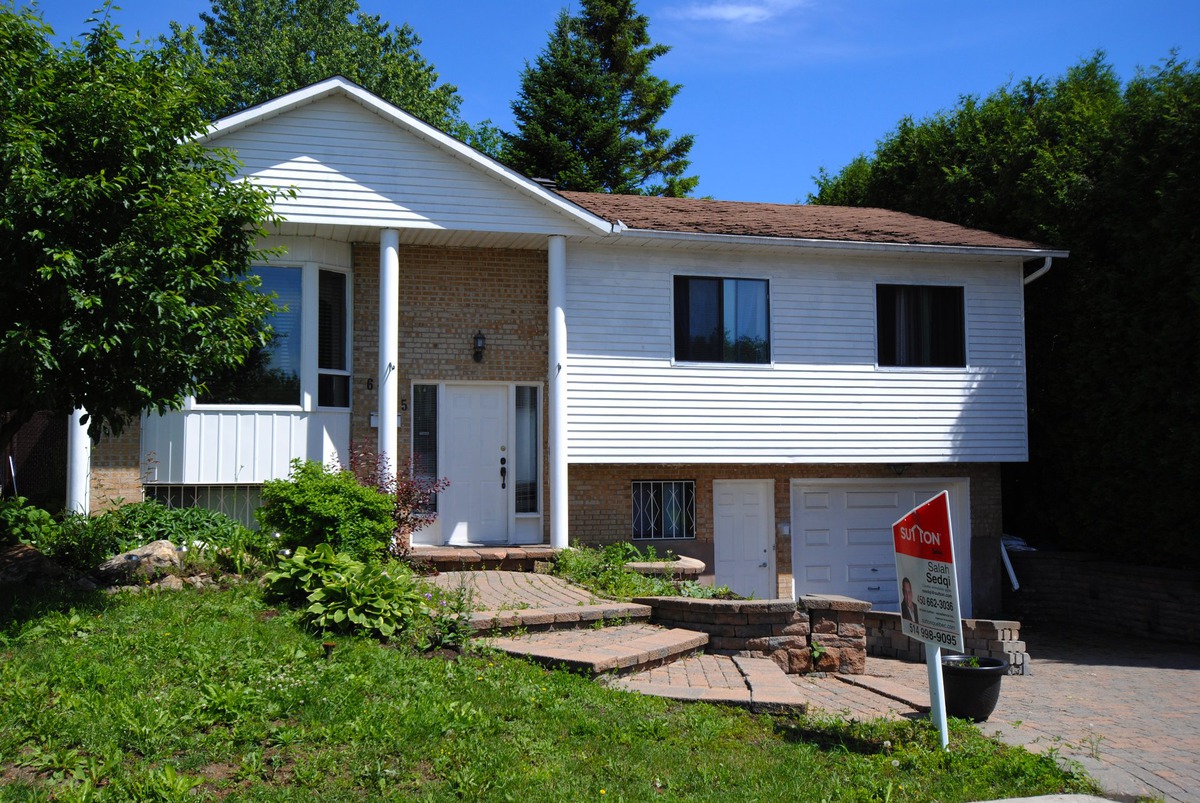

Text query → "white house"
[81,77,1065,616]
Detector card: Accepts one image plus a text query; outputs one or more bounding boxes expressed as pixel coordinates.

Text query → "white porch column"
[66,408,91,514]
[378,230,400,475]
[548,235,569,549]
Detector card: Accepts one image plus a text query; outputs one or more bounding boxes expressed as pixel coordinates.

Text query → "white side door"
[440,385,508,544]
[713,480,774,599]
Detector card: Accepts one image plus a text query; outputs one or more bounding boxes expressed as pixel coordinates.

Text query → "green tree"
[0,5,279,452]
[505,0,697,196]
[163,0,465,131]
[810,53,1200,565]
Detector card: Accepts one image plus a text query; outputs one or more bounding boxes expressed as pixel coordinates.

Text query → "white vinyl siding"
[141,410,348,484]
[566,243,1028,463]
[210,96,583,235]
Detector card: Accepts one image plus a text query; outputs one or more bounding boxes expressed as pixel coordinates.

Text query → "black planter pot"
[940,654,1009,722]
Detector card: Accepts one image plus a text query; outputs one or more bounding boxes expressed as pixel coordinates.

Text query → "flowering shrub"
[343,443,449,557]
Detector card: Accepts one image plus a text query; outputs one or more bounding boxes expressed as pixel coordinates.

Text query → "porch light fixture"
[473,331,486,363]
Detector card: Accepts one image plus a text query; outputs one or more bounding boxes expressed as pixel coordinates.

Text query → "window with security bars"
[632,480,696,539]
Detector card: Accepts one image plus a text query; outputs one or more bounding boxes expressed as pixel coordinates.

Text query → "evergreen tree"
[506,0,697,196]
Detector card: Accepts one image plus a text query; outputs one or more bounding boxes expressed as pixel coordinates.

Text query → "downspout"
[1023,257,1053,285]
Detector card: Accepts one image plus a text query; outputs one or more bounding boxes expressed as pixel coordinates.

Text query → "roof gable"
[202,77,611,237]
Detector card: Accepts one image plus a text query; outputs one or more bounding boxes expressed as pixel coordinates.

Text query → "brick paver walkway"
[432,570,1199,801]
[796,625,1200,803]
[430,569,599,609]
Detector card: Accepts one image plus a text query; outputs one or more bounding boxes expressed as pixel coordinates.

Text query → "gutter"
[1022,257,1054,285]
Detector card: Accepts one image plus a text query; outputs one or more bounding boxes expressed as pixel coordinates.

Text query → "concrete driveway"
[797,624,1200,802]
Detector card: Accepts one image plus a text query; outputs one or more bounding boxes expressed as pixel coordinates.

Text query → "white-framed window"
[196,265,352,408]
[674,276,770,364]
[632,480,696,539]
[198,266,303,406]
[876,284,966,368]
[317,270,350,408]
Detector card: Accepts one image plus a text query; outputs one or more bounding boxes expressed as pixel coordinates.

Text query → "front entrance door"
[713,480,774,599]
[440,385,508,544]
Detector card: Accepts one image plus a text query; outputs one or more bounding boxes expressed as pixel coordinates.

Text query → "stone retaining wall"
[635,594,870,675]
[1002,551,1199,644]
[865,610,1030,675]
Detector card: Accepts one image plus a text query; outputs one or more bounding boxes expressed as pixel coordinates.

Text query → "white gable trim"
[201,76,614,237]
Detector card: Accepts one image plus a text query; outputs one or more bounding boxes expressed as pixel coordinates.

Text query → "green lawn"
[0,583,1098,801]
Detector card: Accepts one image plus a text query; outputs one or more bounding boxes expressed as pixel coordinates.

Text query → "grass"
[0,581,1099,801]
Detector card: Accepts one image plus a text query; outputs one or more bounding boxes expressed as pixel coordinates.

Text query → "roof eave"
[615,227,1070,259]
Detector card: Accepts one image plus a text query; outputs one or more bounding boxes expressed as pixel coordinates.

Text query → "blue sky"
[35,0,1198,204]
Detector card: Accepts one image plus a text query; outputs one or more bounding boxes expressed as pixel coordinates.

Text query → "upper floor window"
[876,284,965,368]
[674,276,770,364]
[199,266,302,406]
[197,265,351,407]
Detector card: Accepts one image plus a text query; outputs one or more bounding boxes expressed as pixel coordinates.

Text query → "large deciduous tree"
[810,53,1200,565]
[0,6,280,452]
[163,0,466,132]
[505,0,697,196]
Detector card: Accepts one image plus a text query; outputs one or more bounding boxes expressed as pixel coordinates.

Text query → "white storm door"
[713,480,774,599]
[441,385,508,544]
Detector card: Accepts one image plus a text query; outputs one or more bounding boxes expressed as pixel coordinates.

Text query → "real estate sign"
[892,491,964,651]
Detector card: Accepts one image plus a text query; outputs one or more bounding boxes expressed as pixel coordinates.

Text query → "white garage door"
[791,479,972,616]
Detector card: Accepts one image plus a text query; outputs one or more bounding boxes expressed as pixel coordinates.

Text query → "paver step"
[469,601,651,635]
[487,622,708,676]
[607,653,807,714]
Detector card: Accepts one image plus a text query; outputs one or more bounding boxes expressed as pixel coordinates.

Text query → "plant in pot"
[941,654,1009,722]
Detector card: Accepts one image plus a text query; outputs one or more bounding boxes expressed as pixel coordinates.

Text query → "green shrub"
[0,496,59,547]
[554,542,737,600]
[257,460,394,560]
[34,500,266,574]
[262,544,428,641]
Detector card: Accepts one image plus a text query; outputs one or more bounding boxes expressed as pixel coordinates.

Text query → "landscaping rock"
[96,540,180,584]
[0,544,63,585]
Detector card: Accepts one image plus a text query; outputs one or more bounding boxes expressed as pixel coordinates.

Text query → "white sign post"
[892,490,964,749]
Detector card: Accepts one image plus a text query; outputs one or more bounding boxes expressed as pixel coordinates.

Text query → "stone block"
[838,621,866,638]
[838,649,866,675]
[812,612,838,634]
[769,650,791,673]
[788,649,813,674]
[813,647,841,673]
[781,620,811,636]
[733,624,775,638]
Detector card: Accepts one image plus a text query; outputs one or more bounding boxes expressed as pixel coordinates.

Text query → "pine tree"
[505,0,697,196]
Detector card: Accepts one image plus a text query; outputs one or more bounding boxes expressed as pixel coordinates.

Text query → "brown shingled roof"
[557,191,1047,251]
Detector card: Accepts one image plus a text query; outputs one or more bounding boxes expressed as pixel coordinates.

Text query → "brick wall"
[569,462,1005,613]
[1003,552,1200,644]
[89,419,143,512]
[351,242,552,540]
